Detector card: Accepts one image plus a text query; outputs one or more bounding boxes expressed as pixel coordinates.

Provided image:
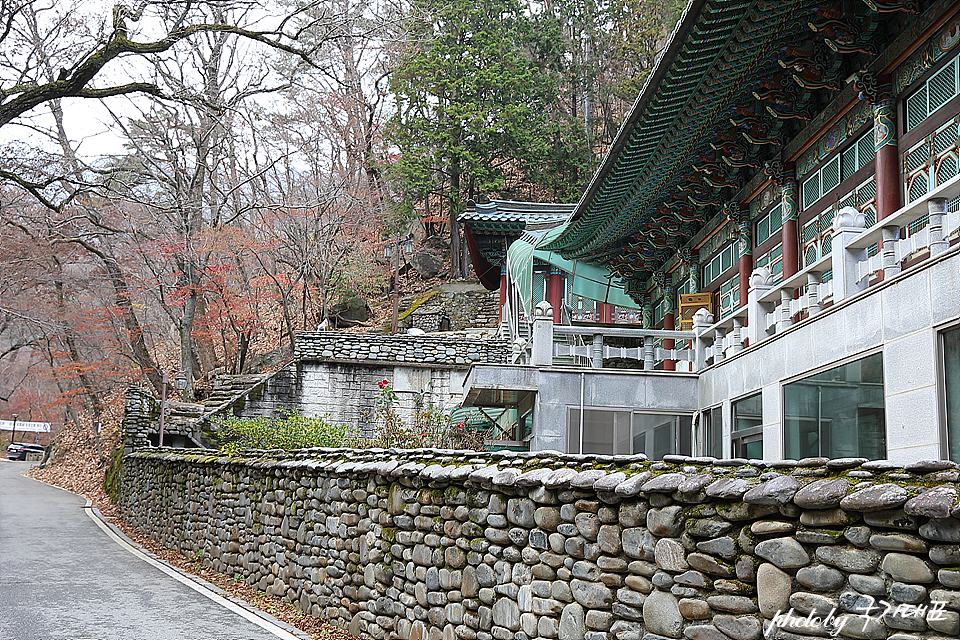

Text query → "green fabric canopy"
[507,223,639,316]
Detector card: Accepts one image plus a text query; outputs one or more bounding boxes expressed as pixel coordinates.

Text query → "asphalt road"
[0,459,302,640]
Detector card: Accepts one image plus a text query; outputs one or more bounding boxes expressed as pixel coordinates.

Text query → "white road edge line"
[82,502,304,640]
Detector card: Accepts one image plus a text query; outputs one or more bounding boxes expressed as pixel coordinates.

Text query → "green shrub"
[357,380,486,450]
[215,410,350,455]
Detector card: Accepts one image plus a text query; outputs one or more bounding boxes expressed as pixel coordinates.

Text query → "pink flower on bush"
[456,421,465,430]
[378,379,389,389]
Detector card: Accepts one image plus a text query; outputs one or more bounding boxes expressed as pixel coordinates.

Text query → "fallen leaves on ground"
[25,428,359,640]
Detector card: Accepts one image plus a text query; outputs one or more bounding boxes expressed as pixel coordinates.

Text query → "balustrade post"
[712,328,726,364]
[643,336,655,370]
[731,318,745,355]
[928,197,949,258]
[691,308,714,371]
[832,206,869,302]
[531,301,554,366]
[592,333,604,368]
[778,288,794,332]
[880,225,901,278]
[512,338,525,364]
[747,267,774,345]
[806,272,823,317]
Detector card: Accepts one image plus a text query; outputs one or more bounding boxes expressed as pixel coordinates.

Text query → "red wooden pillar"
[663,282,676,371]
[598,303,614,323]
[735,211,753,311]
[781,173,800,279]
[738,253,753,312]
[857,75,900,281]
[548,267,564,323]
[874,92,900,222]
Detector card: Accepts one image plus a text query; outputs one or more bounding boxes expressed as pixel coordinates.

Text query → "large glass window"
[567,409,691,459]
[783,353,886,460]
[944,327,960,462]
[633,413,692,460]
[567,409,632,455]
[699,405,723,458]
[732,394,763,459]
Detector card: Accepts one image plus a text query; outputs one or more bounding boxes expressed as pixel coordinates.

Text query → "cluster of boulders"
[117,449,960,640]
[294,332,509,366]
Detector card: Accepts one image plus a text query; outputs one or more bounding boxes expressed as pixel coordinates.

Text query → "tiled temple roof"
[544,0,906,281]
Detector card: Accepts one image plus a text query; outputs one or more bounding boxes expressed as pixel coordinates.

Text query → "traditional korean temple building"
[460,0,960,463]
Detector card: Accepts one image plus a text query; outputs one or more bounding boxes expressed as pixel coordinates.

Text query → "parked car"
[6,443,45,461]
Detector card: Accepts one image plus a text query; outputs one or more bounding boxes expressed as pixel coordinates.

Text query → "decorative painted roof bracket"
[710,138,762,169]
[809,7,881,55]
[862,0,920,15]
[730,112,783,147]
[779,42,845,91]
[754,76,815,121]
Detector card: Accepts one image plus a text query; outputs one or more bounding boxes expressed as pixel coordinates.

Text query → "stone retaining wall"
[116,450,960,640]
[236,363,465,438]
[295,332,510,366]
[403,287,500,332]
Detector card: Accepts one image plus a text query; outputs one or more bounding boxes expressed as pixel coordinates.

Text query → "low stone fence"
[295,332,510,366]
[116,450,960,640]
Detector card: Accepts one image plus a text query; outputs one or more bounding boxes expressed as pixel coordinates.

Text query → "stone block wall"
[295,332,510,366]
[402,286,500,332]
[123,386,207,449]
[123,387,155,450]
[234,363,465,438]
[116,450,960,640]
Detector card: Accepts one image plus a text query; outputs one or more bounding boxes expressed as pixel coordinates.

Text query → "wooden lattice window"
[755,244,783,284]
[802,176,877,267]
[903,117,960,224]
[801,129,873,211]
[718,275,740,319]
[755,203,783,247]
[905,51,960,133]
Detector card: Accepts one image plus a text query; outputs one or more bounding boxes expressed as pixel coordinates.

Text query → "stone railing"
[676,176,960,369]
[295,331,510,366]
[116,448,960,640]
[528,301,699,371]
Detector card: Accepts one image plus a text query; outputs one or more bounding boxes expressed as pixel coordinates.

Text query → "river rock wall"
[116,450,960,640]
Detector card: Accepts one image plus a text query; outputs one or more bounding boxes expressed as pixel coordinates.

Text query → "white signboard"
[0,419,51,433]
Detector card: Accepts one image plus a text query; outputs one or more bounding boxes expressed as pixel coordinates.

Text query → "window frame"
[731,392,763,459]
[566,407,693,459]
[781,349,886,461]
[697,405,724,459]
[938,319,960,462]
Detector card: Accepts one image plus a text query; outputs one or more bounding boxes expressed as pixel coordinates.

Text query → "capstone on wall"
[295,332,509,366]
[117,449,960,640]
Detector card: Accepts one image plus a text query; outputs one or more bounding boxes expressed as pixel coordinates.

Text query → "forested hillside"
[0,0,681,441]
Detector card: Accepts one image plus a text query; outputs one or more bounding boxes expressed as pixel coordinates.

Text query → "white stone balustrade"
[529,301,701,371]
[743,174,960,352]
[518,178,959,372]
